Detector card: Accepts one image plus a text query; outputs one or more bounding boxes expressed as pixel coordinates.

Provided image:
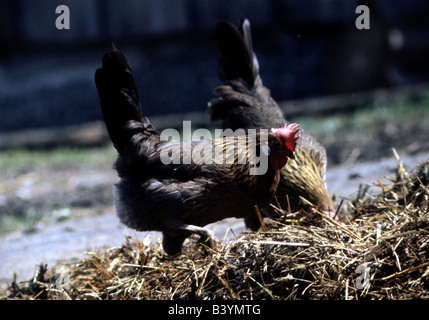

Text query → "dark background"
[1,0,429,132]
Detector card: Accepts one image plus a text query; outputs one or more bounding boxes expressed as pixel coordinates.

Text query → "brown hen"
[208,19,336,229]
[95,44,300,255]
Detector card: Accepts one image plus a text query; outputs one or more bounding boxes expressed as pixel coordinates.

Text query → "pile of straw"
[4,159,429,300]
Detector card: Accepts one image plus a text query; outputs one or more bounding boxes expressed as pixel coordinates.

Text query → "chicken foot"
[162,224,216,256]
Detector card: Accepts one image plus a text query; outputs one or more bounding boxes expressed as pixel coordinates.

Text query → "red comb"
[271,123,300,152]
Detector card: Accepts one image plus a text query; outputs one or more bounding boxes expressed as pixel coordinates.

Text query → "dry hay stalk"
[3,159,429,300]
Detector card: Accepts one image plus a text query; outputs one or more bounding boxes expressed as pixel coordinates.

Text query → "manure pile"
[4,159,429,300]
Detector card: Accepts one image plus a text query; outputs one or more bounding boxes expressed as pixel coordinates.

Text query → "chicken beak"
[309,208,339,221]
[325,210,339,221]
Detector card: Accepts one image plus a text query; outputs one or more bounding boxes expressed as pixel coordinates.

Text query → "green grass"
[0,145,116,181]
[291,93,429,143]
[0,211,45,235]
[0,145,116,234]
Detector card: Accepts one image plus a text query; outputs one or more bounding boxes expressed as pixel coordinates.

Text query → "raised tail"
[95,43,158,154]
[208,19,285,129]
[215,18,259,87]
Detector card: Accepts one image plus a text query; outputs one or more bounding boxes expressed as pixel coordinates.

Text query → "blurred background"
[1,0,429,133]
[1,0,429,286]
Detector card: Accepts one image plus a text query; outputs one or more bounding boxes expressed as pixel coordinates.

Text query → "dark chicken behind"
[208,19,336,228]
[95,44,300,255]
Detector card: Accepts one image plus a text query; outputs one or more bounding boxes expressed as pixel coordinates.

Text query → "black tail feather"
[208,19,285,129]
[95,43,155,153]
[215,19,259,87]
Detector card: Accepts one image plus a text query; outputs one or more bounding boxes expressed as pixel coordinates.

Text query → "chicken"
[95,43,300,255]
[208,19,336,229]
